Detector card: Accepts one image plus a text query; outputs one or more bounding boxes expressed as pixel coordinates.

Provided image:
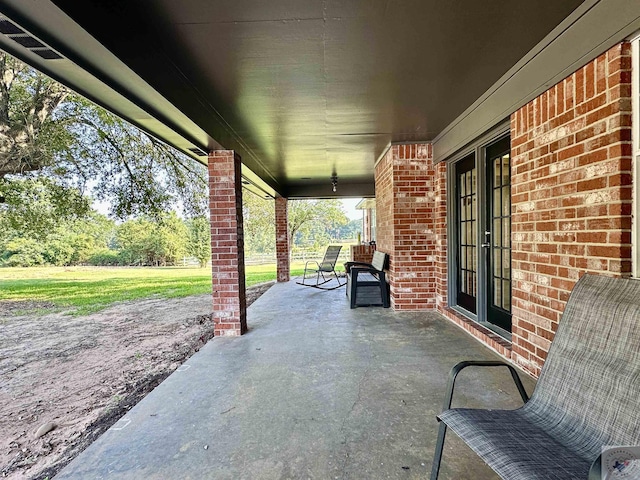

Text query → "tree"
[186,216,211,267]
[0,53,208,220]
[242,191,275,255]
[0,176,90,238]
[242,194,350,256]
[0,176,116,266]
[287,200,349,251]
[115,212,188,266]
[0,54,69,177]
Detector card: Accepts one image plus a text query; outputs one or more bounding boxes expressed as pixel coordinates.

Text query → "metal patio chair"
[296,245,346,290]
[430,274,640,480]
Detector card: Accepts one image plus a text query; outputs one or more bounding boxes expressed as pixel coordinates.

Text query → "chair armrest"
[439,360,530,414]
[304,260,320,270]
[588,455,601,480]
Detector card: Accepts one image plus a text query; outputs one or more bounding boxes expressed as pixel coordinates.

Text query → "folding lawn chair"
[296,245,346,290]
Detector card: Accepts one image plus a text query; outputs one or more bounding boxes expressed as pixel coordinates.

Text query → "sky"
[341,198,363,221]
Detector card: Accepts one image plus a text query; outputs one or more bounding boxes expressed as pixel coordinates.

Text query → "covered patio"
[0,1,637,376]
[56,279,534,479]
[0,1,638,476]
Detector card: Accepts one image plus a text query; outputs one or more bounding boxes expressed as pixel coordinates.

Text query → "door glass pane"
[503,218,511,248]
[502,280,511,310]
[503,250,511,280]
[502,186,510,216]
[494,188,501,213]
[456,154,477,313]
[502,155,510,185]
[494,279,502,306]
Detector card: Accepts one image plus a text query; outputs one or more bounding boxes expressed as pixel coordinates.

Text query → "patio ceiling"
[0,1,636,198]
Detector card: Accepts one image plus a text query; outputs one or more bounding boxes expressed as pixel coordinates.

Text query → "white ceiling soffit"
[432,0,640,163]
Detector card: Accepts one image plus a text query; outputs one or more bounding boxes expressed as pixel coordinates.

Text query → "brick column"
[275,195,290,282]
[208,150,247,336]
[374,143,438,310]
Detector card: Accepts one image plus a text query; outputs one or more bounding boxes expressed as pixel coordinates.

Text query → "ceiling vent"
[0,16,63,60]
[187,147,207,156]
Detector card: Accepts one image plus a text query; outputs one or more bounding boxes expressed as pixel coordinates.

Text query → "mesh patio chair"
[430,274,640,480]
[296,245,346,290]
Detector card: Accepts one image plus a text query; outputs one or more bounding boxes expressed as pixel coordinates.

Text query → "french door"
[454,135,512,333]
[484,137,512,332]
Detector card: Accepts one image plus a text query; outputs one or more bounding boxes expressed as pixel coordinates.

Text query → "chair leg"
[430,421,448,480]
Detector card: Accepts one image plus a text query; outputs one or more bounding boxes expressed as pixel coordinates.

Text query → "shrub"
[1,237,47,267]
[87,249,122,266]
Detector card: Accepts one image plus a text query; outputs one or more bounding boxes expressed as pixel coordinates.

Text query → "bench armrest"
[351,266,385,281]
[344,261,373,273]
[440,360,530,413]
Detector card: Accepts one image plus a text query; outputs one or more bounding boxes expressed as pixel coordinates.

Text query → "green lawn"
[0,264,307,316]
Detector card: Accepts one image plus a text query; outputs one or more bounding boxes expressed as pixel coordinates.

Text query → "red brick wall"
[350,244,376,263]
[275,195,290,282]
[374,144,439,310]
[434,162,448,308]
[510,42,632,375]
[363,209,372,242]
[208,151,247,336]
[375,149,394,270]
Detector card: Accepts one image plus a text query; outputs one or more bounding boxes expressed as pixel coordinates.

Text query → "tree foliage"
[243,191,276,254]
[242,192,351,256]
[115,212,188,266]
[0,176,90,238]
[0,54,69,177]
[0,53,208,220]
[0,178,208,267]
[187,216,211,268]
[288,199,349,249]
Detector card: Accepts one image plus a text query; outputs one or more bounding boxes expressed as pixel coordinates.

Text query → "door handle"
[481,230,491,248]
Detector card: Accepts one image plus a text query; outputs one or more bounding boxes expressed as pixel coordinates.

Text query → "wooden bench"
[344,251,389,308]
[431,274,640,480]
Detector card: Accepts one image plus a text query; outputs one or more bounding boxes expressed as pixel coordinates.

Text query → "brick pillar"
[374,143,437,310]
[275,195,290,282]
[208,150,247,336]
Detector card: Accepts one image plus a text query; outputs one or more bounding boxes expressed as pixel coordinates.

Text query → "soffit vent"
[0,16,63,60]
[187,147,207,156]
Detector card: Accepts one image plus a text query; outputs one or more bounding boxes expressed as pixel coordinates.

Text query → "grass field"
[0,264,309,316]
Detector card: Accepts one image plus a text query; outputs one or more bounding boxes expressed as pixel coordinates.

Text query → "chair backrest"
[523,274,640,459]
[318,245,342,271]
[371,251,387,271]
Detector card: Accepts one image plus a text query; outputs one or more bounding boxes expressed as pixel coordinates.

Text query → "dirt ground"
[0,282,274,480]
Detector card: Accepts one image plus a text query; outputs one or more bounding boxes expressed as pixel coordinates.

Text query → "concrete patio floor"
[56,279,536,480]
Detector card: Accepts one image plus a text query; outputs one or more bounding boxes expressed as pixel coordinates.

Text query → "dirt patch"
[0,281,274,480]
